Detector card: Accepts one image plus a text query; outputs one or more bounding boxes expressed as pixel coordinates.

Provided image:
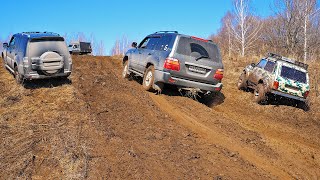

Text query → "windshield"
[176,37,221,62]
[281,66,307,84]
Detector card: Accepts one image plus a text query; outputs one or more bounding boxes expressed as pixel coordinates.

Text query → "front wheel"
[2,55,6,69]
[143,66,155,92]
[237,72,247,90]
[254,84,267,104]
[122,61,130,79]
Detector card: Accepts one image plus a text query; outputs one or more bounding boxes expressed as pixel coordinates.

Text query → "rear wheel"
[297,100,310,111]
[14,66,23,84]
[237,72,247,90]
[143,66,155,92]
[254,84,267,104]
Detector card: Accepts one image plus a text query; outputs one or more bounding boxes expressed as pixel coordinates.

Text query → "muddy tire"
[143,66,155,92]
[122,61,130,79]
[297,100,310,112]
[254,84,267,104]
[1,54,6,69]
[14,66,23,84]
[237,72,247,90]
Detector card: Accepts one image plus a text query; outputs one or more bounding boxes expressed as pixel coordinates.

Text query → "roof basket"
[22,32,41,34]
[155,31,178,34]
[22,32,60,36]
[267,52,309,70]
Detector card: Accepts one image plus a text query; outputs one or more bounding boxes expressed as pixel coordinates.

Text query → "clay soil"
[0,56,319,179]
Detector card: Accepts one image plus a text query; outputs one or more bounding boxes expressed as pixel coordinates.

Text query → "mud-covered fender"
[244,64,254,77]
[14,56,24,74]
[259,77,273,92]
[123,49,135,64]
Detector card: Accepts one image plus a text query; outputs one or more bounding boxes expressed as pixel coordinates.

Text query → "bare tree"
[96,41,105,56]
[230,0,262,57]
[111,35,132,56]
[297,0,319,62]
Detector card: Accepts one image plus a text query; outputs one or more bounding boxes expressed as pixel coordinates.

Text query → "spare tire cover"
[40,51,62,75]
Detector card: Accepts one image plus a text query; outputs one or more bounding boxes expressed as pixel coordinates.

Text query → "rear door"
[136,36,160,73]
[171,36,223,84]
[153,35,174,67]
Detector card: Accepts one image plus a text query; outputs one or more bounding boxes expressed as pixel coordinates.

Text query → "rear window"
[176,37,221,62]
[281,66,307,84]
[30,37,65,42]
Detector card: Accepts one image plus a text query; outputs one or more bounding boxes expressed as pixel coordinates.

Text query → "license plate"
[285,84,300,91]
[188,65,207,74]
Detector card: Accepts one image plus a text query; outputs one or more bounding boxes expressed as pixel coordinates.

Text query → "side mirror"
[3,43,8,48]
[251,63,256,67]
[131,42,137,48]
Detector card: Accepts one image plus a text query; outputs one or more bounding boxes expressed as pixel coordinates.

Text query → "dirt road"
[0,56,319,179]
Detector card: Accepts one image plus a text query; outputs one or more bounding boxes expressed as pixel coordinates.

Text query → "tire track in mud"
[213,102,320,178]
[149,94,291,179]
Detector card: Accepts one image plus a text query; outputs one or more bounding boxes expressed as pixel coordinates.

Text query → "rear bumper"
[23,71,71,80]
[154,69,222,92]
[270,90,306,102]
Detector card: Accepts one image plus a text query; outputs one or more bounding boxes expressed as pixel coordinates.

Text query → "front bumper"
[154,69,222,92]
[270,90,306,102]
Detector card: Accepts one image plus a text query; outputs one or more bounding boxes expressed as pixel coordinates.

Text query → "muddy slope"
[0,56,319,179]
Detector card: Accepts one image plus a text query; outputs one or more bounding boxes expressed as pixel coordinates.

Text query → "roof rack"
[155,31,178,34]
[22,31,60,35]
[22,32,41,34]
[267,52,308,70]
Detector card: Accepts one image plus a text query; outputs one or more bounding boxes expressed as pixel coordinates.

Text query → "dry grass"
[0,60,92,178]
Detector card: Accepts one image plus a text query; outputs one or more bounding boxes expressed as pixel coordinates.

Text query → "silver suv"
[122,31,224,95]
[2,32,72,84]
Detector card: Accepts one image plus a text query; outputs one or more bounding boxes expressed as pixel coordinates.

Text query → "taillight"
[304,91,310,98]
[164,58,180,71]
[214,69,224,81]
[273,81,279,90]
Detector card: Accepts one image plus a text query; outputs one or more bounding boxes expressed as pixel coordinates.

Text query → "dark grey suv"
[122,31,224,95]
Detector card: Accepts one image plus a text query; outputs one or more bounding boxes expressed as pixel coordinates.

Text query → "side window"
[146,37,159,50]
[256,59,267,69]
[155,35,173,51]
[139,37,150,49]
[138,37,159,50]
[9,37,16,47]
[264,61,276,73]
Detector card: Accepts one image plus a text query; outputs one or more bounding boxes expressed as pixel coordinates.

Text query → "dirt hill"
[0,56,319,179]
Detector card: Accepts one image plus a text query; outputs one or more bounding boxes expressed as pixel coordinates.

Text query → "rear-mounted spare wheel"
[39,51,64,75]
